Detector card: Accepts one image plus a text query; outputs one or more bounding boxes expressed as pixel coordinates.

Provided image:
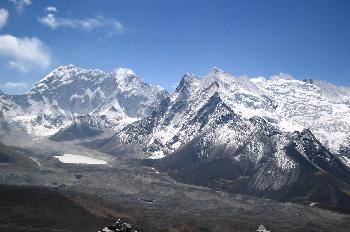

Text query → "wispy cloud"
[45,6,57,13]
[9,0,31,13]
[38,10,125,35]
[0,81,28,89]
[0,34,52,72]
[0,9,9,29]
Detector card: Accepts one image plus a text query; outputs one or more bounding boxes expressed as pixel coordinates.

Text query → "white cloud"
[0,9,9,29]
[9,0,32,13]
[7,60,30,72]
[38,13,125,34]
[0,34,52,72]
[45,6,57,13]
[0,81,28,89]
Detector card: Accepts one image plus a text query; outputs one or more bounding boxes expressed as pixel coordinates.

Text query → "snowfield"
[54,154,107,164]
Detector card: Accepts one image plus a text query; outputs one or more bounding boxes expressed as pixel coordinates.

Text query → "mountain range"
[1,65,350,210]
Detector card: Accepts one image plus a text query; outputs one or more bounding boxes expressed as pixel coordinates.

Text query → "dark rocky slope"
[49,118,104,141]
[148,129,350,212]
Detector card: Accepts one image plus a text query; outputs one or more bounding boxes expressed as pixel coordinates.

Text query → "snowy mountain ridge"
[116,68,350,156]
[0,65,169,136]
[0,65,350,156]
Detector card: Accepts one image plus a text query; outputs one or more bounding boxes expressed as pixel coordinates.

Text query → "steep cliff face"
[149,128,350,211]
[48,116,104,141]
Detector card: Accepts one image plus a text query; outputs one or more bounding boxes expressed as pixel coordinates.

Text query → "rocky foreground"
[0,142,349,232]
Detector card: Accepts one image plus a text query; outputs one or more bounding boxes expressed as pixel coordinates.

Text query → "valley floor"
[0,141,350,232]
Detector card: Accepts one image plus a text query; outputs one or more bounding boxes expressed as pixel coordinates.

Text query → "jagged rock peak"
[175,73,200,93]
[303,78,314,84]
[207,66,232,79]
[36,64,103,82]
[211,66,227,74]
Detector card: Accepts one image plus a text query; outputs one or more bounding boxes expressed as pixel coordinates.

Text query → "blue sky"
[0,0,349,94]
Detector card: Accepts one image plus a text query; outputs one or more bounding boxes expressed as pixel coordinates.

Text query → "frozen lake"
[54,154,107,165]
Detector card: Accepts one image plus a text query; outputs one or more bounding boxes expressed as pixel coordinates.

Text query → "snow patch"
[148,151,165,159]
[340,156,350,168]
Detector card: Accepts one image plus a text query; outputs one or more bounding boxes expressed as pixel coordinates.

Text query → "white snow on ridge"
[54,154,107,164]
[340,156,350,168]
[0,64,168,136]
[132,69,350,157]
[2,65,350,156]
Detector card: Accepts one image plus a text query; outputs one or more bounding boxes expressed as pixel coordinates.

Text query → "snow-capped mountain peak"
[209,66,228,75]
[0,65,169,136]
[30,65,106,94]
